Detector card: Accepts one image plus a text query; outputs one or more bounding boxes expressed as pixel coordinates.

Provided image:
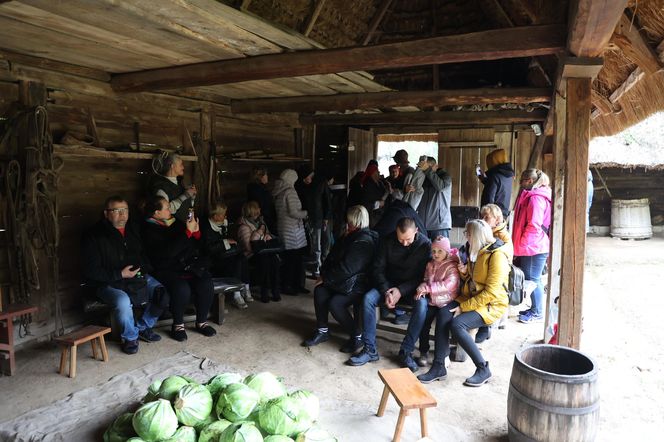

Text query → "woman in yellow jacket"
[450,219,510,387]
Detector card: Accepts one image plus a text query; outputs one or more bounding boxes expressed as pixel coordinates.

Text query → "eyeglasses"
[105,208,128,214]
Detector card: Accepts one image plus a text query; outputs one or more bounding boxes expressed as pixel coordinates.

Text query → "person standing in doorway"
[478,148,515,218]
[415,157,452,240]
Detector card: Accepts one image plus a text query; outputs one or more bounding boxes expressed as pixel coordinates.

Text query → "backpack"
[486,244,527,306]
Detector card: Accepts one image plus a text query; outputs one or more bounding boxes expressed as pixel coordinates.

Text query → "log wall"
[0,57,299,344]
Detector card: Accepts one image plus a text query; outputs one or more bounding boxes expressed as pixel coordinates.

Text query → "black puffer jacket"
[480,163,515,217]
[373,199,427,238]
[81,219,153,287]
[373,231,431,298]
[321,228,379,295]
[142,219,204,277]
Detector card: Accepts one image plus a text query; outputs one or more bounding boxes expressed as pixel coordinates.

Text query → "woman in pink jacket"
[415,237,461,383]
[512,169,552,323]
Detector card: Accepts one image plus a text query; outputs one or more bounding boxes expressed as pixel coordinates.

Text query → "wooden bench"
[377,368,438,442]
[0,304,38,376]
[54,325,111,378]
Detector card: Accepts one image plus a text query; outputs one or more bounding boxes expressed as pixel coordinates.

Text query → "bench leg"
[393,408,408,442]
[69,345,77,378]
[377,386,390,417]
[98,336,109,362]
[419,408,428,438]
[59,347,68,375]
[91,339,99,360]
[215,293,226,325]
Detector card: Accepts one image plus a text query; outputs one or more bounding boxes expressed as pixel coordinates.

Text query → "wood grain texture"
[612,13,662,74]
[568,0,629,57]
[300,110,547,126]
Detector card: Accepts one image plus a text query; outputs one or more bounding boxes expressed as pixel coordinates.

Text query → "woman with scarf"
[142,195,216,342]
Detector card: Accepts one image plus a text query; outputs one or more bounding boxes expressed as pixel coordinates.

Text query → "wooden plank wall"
[590,167,664,226]
[0,59,298,344]
[348,127,375,185]
[438,128,536,243]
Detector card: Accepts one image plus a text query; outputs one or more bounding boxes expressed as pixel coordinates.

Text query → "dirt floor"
[1,235,663,441]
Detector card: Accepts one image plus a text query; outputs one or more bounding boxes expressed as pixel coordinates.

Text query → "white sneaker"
[242,284,254,302]
[232,292,248,309]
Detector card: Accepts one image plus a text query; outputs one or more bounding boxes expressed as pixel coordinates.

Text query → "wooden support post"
[557,77,591,349]
[303,0,327,37]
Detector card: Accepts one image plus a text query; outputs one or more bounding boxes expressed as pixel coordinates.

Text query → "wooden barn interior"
[1,0,663,439]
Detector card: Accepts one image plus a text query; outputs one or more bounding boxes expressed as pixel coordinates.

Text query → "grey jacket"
[416,168,452,230]
[272,176,308,250]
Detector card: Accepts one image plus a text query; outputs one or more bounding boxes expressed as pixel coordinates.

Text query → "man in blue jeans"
[348,217,430,370]
[82,196,167,354]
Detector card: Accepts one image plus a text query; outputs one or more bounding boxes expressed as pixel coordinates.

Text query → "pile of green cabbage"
[102,371,337,442]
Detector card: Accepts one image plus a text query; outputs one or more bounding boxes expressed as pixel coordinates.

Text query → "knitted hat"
[431,237,451,253]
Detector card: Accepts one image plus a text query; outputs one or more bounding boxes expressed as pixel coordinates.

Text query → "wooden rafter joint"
[611,13,663,74]
[561,57,604,79]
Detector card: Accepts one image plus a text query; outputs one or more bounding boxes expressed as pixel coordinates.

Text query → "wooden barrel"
[507,345,599,442]
[610,198,652,239]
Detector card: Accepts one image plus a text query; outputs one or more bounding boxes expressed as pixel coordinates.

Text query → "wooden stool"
[54,325,111,378]
[377,368,438,442]
[0,304,38,376]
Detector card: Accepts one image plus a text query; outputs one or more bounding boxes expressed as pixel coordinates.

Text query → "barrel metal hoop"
[507,420,538,442]
[509,383,600,416]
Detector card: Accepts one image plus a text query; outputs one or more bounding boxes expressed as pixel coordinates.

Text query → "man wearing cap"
[392,149,415,192]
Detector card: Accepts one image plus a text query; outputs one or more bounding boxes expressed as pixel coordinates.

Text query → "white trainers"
[242,284,254,302]
[232,292,248,309]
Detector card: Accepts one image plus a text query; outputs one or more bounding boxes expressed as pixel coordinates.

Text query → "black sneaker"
[475,326,491,343]
[302,330,329,347]
[392,313,411,325]
[122,339,139,355]
[398,350,419,372]
[417,363,447,383]
[138,328,161,343]
[347,348,379,366]
[464,361,492,387]
[195,323,217,337]
[170,325,188,342]
[339,337,363,354]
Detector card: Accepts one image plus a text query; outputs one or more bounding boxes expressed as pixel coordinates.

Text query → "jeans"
[427,229,450,240]
[314,285,362,337]
[96,274,164,342]
[516,253,548,316]
[450,310,487,367]
[399,296,429,355]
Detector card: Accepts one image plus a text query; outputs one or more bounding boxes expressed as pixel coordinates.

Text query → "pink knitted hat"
[431,237,451,253]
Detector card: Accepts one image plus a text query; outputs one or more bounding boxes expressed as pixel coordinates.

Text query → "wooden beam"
[0,49,110,82]
[299,109,547,126]
[568,0,629,57]
[591,89,619,115]
[558,77,591,350]
[561,57,604,79]
[362,0,394,46]
[111,25,566,92]
[612,13,662,74]
[231,87,551,113]
[240,0,252,11]
[303,0,327,37]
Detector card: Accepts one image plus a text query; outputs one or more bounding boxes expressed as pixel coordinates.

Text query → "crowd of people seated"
[82,148,552,389]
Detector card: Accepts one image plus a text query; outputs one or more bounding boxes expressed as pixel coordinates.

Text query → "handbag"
[111,277,148,306]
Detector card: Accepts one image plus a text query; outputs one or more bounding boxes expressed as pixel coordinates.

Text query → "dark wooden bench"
[0,304,38,376]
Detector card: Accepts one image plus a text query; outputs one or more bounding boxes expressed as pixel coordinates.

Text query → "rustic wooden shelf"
[217,156,309,163]
[54,145,197,162]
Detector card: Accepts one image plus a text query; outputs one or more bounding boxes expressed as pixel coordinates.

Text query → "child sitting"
[414,237,461,375]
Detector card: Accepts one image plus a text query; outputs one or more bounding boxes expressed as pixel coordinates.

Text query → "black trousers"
[313,285,362,337]
[249,252,280,296]
[161,274,214,325]
[212,254,249,284]
[281,247,305,289]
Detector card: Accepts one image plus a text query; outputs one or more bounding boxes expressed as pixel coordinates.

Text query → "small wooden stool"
[377,368,438,442]
[54,325,111,378]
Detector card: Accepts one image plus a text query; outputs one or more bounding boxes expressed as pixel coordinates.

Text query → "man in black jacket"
[348,217,431,368]
[81,196,166,354]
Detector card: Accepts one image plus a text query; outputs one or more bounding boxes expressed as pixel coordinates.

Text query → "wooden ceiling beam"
[303,0,327,37]
[299,109,547,126]
[362,0,394,46]
[611,13,662,74]
[111,24,566,92]
[231,87,551,113]
[568,0,629,57]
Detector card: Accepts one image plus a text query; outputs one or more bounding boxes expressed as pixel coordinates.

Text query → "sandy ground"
[1,235,662,441]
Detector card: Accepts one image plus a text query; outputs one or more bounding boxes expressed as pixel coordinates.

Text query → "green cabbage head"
[244,372,286,402]
[103,412,136,442]
[219,422,264,442]
[158,375,191,401]
[173,383,213,426]
[216,382,261,422]
[161,425,196,442]
[206,372,243,399]
[132,399,178,442]
[198,419,233,442]
[259,396,301,436]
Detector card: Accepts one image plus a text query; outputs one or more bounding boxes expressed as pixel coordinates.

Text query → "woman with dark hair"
[359,162,388,227]
[147,151,197,223]
[237,201,281,303]
[247,167,277,233]
[142,196,216,341]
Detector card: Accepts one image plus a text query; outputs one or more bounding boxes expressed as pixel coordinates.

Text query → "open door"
[347,127,375,188]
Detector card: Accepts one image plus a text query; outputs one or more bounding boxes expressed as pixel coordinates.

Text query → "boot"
[398,350,419,372]
[475,326,491,343]
[417,362,447,383]
[302,330,329,347]
[464,361,492,387]
[416,351,429,367]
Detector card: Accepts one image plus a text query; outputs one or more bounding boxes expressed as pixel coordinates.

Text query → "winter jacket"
[457,240,510,325]
[418,255,460,308]
[512,186,552,256]
[492,222,514,261]
[247,181,277,232]
[81,218,153,288]
[480,150,515,217]
[402,167,425,210]
[373,199,427,238]
[373,231,431,300]
[236,216,274,258]
[360,178,387,213]
[199,218,236,259]
[141,218,204,278]
[305,175,333,229]
[147,174,194,224]
[416,168,452,230]
[272,171,308,250]
[321,228,379,295]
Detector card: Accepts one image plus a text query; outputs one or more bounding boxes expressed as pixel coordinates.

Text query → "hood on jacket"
[353,227,379,244]
[271,178,293,197]
[489,162,515,178]
[486,149,508,169]
[526,185,552,202]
